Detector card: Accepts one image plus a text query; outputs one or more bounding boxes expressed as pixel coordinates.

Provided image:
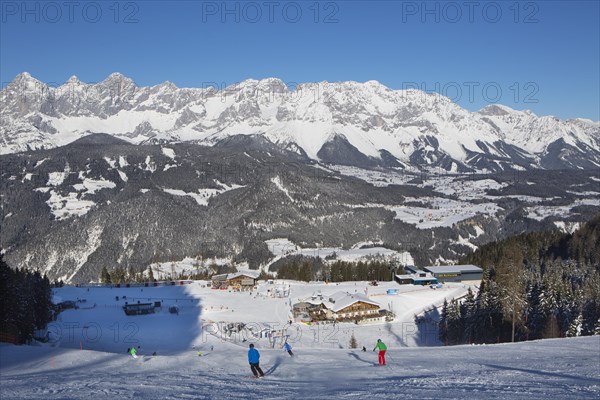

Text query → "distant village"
[75,264,483,325]
[206,265,483,325]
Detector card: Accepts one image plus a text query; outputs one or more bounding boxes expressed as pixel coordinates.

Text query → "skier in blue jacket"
[248,344,265,378]
[283,341,294,356]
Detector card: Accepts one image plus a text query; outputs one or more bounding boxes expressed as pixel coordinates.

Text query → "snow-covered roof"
[396,272,436,280]
[227,271,259,280]
[423,265,483,274]
[330,293,380,313]
[306,291,380,313]
[211,271,259,281]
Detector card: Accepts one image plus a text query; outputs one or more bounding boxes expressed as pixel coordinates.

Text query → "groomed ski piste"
[1,280,599,399]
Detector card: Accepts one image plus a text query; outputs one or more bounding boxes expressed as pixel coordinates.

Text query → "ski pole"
[385,350,398,371]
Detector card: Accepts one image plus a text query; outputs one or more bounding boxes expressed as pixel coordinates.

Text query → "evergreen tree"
[0,256,18,342]
[0,256,53,344]
[258,270,275,280]
[472,276,506,343]
[15,268,36,343]
[30,271,52,331]
[460,288,477,343]
[112,266,126,284]
[446,299,463,345]
[147,266,155,282]
[127,265,136,282]
[349,333,358,349]
[566,314,583,337]
[438,299,449,345]
[543,314,560,339]
[525,282,546,340]
[581,299,600,336]
[100,267,112,284]
[299,262,312,282]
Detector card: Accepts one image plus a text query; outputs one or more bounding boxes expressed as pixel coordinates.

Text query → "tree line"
[439,215,600,345]
[274,258,400,282]
[0,255,53,344]
[99,262,237,283]
[100,265,154,284]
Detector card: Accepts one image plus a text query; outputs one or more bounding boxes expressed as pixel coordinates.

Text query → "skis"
[130,354,153,362]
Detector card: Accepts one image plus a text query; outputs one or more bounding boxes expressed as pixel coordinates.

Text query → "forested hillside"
[0,255,53,344]
[439,215,600,344]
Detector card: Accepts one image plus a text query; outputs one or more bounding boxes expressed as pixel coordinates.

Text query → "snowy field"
[383,197,500,229]
[526,198,600,221]
[46,281,462,353]
[1,336,598,399]
[328,165,418,186]
[329,168,600,232]
[1,282,598,399]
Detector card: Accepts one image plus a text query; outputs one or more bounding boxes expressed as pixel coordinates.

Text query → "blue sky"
[1,0,599,120]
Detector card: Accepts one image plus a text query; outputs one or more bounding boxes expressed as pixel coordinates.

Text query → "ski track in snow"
[1,338,599,399]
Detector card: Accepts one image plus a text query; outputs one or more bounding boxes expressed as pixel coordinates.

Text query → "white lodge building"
[305,291,381,322]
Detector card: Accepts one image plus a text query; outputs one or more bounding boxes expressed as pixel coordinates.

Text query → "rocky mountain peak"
[1,72,598,172]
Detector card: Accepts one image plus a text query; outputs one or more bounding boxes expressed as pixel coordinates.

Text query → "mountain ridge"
[2,72,599,172]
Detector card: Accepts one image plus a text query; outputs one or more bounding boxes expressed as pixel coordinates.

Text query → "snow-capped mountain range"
[2,72,599,171]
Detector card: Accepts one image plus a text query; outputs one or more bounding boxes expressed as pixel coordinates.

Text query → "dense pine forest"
[0,255,53,344]
[270,256,399,282]
[439,215,600,345]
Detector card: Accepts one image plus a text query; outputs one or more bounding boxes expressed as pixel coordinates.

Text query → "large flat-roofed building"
[423,265,483,284]
[403,265,418,274]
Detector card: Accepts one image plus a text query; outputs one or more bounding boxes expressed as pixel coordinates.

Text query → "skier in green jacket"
[130,346,138,359]
[373,339,387,365]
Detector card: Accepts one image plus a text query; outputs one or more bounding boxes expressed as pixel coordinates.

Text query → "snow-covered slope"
[1,282,598,399]
[2,338,599,400]
[2,73,599,171]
